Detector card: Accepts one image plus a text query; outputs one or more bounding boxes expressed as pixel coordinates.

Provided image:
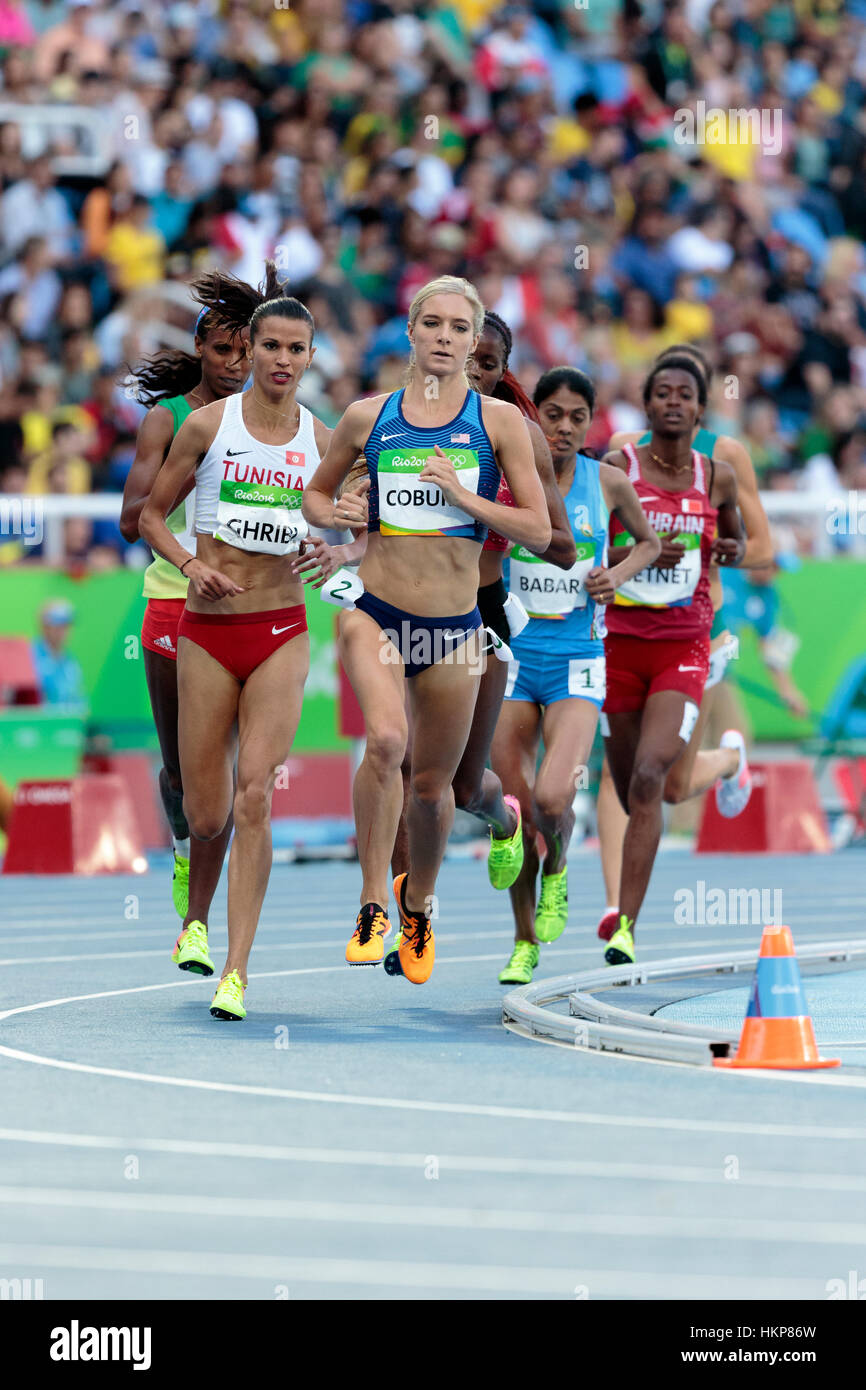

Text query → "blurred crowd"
[1,0,866,570]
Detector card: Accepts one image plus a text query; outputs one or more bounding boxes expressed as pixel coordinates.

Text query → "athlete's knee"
[629,760,667,808]
[233,780,271,829]
[534,783,573,824]
[364,721,407,776]
[410,767,452,814]
[185,799,229,842]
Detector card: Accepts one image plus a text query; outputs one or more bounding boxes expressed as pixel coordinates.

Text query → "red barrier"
[696,761,831,854]
[2,775,148,874]
[0,637,40,706]
[82,751,169,848]
[271,753,353,819]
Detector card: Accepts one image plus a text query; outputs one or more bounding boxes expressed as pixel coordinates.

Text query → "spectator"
[0,154,74,262]
[31,599,87,710]
[103,195,165,292]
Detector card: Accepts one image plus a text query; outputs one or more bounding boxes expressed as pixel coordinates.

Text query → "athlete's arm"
[585,464,661,602]
[120,406,191,542]
[715,436,772,569]
[526,419,577,568]
[303,399,377,532]
[139,406,244,600]
[291,531,368,588]
[420,399,551,550]
[710,459,746,567]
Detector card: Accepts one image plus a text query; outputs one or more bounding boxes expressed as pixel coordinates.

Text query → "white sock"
[605,904,619,916]
[173,837,190,859]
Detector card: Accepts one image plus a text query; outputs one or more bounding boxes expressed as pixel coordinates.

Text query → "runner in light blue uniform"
[491,366,658,983]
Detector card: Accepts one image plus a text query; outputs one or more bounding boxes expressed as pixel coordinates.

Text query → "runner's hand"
[291,537,342,589]
[652,538,686,569]
[712,537,743,566]
[185,559,244,600]
[332,478,369,530]
[419,446,464,505]
[583,566,616,604]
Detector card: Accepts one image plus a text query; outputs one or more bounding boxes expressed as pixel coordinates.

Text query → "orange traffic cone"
[714,925,839,1070]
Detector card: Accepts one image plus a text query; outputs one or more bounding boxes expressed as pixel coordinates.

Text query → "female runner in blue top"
[491,368,659,984]
[303,275,551,985]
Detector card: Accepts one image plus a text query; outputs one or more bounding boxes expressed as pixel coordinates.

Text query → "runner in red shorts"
[601,355,746,965]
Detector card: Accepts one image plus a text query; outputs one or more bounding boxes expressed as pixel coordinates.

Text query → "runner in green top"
[119,265,275,975]
[596,341,772,942]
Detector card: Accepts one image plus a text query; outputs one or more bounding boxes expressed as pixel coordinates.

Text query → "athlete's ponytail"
[191,261,289,338]
[129,350,203,406]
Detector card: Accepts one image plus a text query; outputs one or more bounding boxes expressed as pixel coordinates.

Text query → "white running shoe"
[715,729,752,819]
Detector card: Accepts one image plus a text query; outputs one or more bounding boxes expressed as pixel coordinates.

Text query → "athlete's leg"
[177,640,238,844]
[597,753,627,907]
[616,691,695,930]
[663,683,737,803]
[534,698,598,874]
[451,653,515,837]
[390,692,413,879]
[491,700,543,943]
[222,634,309,984]
[403,634,483,913]
[339,608,408,908]
[144,645,188,839]
[144,644,233,927]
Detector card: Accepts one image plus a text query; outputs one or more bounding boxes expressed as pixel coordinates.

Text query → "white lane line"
[0,1242,824,1298]
[2,1028,866,1132]
[2,1127,865,1192]
[4,1184,865,1247]
[0,931,785,967]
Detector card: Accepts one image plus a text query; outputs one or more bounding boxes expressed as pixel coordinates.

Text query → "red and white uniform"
[604,443,717,711]
[482,472,515,553]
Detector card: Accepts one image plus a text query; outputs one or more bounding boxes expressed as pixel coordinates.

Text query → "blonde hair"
[405,276,485,384]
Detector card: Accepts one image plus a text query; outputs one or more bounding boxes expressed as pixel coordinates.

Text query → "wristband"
[179,557,194,575]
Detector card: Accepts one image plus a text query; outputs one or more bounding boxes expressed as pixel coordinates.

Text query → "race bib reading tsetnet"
[613,531,701,608]
[377,449,480,535]
[509,540,596,618]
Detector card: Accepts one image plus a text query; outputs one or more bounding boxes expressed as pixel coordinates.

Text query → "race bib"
[216,475,309,556]
[378,448,480,536]
[319,568,365,611]
[567,655,606,702]
[613,531,701,608]
[508,540,596,618]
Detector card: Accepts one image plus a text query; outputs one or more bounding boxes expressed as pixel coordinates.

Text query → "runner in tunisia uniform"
[140,294,334,1022]
[121,282,257,963]
[601,356,746,966]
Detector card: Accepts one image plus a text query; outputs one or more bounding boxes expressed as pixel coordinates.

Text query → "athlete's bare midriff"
[360,531,482,616]
[186,533,307,615]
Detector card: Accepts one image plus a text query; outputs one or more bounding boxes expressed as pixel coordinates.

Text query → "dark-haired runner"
[140,292,333,1020]
[120,269,279,972]
[492,367,659,983]
[601,356,745,965]
[596,342,770,940]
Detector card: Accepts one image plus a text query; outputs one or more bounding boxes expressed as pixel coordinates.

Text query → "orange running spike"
[715,925,839,1070]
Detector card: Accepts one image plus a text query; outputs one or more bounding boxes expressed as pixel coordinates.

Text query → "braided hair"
[481,311,540,422]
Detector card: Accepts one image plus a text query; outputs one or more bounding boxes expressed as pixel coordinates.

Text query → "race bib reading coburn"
[215,457,309,556]
[613,530,701,608]
[378,449,480,536]
[509,540,596,618]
